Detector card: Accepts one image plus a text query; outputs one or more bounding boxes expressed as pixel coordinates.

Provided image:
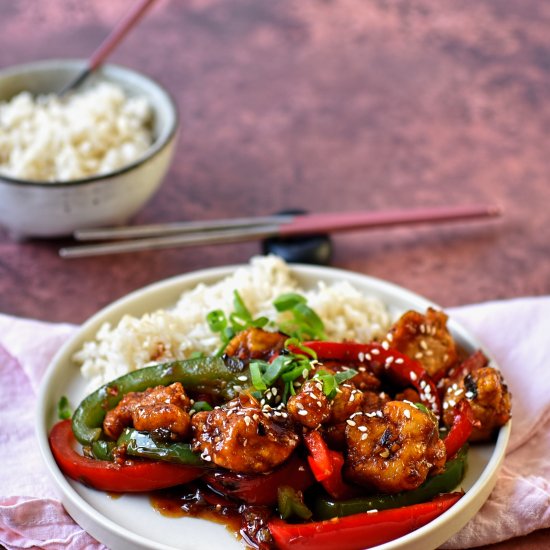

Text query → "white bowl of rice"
[0,59,178,237]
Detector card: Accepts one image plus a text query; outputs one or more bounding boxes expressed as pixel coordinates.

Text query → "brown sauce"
[149,484,272,549]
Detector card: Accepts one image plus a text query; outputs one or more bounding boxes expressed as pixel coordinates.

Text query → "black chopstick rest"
[261,209,332,265]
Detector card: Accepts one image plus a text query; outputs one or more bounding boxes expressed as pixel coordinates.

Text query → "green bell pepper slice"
[313,446,467,520]
[72,356,249,446]
[117,428,205,467]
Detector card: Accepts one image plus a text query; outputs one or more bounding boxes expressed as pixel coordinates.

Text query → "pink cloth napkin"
[0,297,549,549]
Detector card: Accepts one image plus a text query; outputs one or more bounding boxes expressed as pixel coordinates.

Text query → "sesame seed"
[371,348,380,355]
[365,353,372,361]
[420,340,428,350]
[415,352,423,359]
[379,449,390,458]
[298,410,308,416]
[381,341,390,350]
[317,401,323,407]
[296,402,304,410]
[465,391,474,399]
[238,375,248,382]
[366,509,379,514]
[448,399,456,407]
[395,357,404,364]
[403,409,411,419]
[253,413,259,421]
[420,380,426,389]
[387,333,393,342]
[272,388,278,396]
[454,388,464,396]
[376,411,383,417]
[233,385,242,392]
[361,433,368,440]
[346,419,357,426]
[358,366,366,372]
[410,371,417,381]
[420,324,426,334]
[358,352,365,362]
[358,425,367,432]
[244,416,252,426]
[385,356,394,366]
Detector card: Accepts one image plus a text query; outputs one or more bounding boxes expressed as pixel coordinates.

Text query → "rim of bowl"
[0,59,179,188]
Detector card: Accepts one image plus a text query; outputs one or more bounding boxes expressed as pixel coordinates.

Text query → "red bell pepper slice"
[299,341,442,418]
[444,399,478,459]
[49,420,203,492]
[303,431,333,481]
[203,454,314,506]
[269,492,463,550]
[303,431,359,500]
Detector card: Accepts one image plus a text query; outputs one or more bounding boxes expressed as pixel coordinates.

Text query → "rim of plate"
[36,262,511,550]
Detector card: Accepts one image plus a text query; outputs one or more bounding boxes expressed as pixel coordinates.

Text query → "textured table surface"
[1,1,549,548]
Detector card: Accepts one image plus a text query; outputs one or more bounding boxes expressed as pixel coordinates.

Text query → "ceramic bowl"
[0,59,178,238]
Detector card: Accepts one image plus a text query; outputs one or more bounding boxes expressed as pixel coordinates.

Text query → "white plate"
[36,263,510,550]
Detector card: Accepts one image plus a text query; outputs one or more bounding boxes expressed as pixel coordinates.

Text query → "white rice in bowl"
[0,82,153,182]
[75,256,392,391]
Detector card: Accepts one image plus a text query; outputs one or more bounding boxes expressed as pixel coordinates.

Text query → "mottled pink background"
[1,2,550,547]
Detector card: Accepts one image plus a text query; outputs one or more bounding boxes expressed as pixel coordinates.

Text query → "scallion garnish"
[57,395,72,420]
[206,290,269,356]
[274,293,326,340]
[313,368,358,399]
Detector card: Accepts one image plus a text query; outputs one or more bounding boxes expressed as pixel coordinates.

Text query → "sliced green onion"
[273,293,307,312]
[250,361,268,391]
[57,395,72,420]
[334,369,358,385]
[292,302,326,339]
[314,368,358,399]
[281,364,309,383]
[263,355,291,385]
[206,309,227,332]
[192,401,213,412]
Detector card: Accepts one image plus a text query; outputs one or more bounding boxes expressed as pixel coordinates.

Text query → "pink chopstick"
[278,205,501,237]
[60,205,501,258]
[60,0,157,94]
[89,0,158,72]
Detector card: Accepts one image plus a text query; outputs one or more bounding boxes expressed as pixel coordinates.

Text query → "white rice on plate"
[75,256,392,391]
